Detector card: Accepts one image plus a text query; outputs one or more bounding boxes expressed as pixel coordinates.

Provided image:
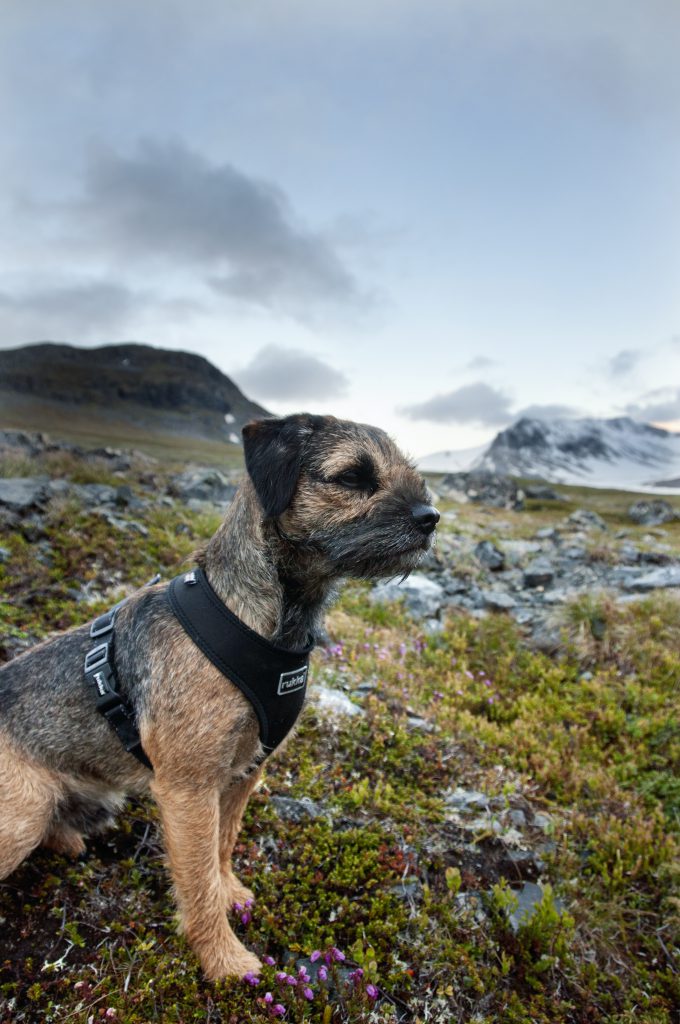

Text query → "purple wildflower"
[233,902,243,913]
[298,966,310,982]
[302,987,314,1000]
[241,911,251,926]
[272,1006,286,1018]
[263,955,276,966]
[483,678,492,687]
[366,984,379,999]
[275,971,288,983]
[318,966,328,982]
[264,992,273,1004]
[243,971,260,986]
[487,696,494,704]
[310,950,321,963]
[285,974,297,986]
[330,947,345,962]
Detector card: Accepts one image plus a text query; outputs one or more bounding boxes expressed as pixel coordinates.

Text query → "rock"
[73,483,118,506]
[625,566,680,592]
[506,882,564,933]
[566,509,607,532]
[0,476,50,511]
[508,809,527,827]
[406,715,437,733]
[562,544,587,560]
[533,813,553,831]
[535,526,559,541]
[270,795,324,822]
[95,510,149,537]
[499,540,542,565]
[628,499,677,526]
[444,788,490,813]
[389,879,423,902]
[0,546,10,563]
[524,484,564,501]
[370,573,444,618]
[313,685,364,717]
[523,559,555,588]
[482,590,517,611]
[474,540,505,571]
[440,470,524,510]
[169,467,237,505]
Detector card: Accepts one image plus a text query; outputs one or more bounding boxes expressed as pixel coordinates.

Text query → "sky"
[1,0,679,458]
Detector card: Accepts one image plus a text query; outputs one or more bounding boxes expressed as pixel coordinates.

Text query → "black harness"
[84,568,313,768]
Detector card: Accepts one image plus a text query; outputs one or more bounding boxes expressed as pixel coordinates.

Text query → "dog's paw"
[42,828,87,858]
[202,942,262,982]
[227,878,255,910]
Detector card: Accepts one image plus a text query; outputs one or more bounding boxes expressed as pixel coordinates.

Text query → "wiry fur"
[0,414,438,979]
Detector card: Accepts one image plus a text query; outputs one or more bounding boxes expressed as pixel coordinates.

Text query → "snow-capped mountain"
[419,417,680,492]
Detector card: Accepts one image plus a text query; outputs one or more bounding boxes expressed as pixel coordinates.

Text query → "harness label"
[277,665,308,696]
[93,670,109,697]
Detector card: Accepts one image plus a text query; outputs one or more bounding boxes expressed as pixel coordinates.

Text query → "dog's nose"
[411,503,440,535]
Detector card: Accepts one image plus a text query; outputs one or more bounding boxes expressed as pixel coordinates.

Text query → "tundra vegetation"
[0,440,678,1023]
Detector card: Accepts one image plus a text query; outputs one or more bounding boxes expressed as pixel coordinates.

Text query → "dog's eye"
[336,471,361,488]
[333,469,377,496]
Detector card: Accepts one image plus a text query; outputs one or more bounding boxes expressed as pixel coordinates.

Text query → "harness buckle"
[90,612,115,638]
[84,642,110,673]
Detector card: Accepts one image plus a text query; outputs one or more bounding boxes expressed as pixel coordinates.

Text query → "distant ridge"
[420,416,680,493]
[0,342,268,454]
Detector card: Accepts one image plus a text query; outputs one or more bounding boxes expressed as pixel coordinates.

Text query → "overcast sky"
[1,0,679,456]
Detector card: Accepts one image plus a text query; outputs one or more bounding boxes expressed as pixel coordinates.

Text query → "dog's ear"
[242,416,313,518]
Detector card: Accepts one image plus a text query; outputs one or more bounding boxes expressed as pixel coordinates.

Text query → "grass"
[0,451,678,1023]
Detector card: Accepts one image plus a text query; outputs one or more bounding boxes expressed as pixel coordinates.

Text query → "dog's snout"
[411,502,440,535]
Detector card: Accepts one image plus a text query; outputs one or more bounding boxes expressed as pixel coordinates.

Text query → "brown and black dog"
[0,414,439,979]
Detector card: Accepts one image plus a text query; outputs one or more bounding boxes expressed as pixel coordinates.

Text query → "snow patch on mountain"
[419,417,680,492]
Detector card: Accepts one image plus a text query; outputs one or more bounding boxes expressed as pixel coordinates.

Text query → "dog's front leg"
[151,776,261,980]
[218,766,263,909]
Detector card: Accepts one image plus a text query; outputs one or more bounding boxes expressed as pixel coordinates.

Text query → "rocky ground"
[0,431,678,1023]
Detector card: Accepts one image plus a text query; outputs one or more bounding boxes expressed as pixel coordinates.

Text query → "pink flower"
[302,987,314,1000]
[318,966,328,982]
[275,971,288,983]
[272,1005,286,1017]
[330,947,345,962]
[263,955,276,966]
[310,950,321,962]
[243,971,260,986]
[241,911,251,926]
[105,1012,117,1021]
[264,992,273,1004]
[285,974,297,986]
[366,984,379,999]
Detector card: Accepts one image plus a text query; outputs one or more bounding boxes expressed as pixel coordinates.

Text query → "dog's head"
[242,414,439,578]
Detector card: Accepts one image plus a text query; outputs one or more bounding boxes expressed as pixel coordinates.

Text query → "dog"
[0,413,439,980]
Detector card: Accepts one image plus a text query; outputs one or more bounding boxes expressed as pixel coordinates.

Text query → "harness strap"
[167,567,313,755]
[83,579,158,770]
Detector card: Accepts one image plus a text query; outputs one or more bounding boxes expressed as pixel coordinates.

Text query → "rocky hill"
[0,342,268,456]
[420,416,680,491]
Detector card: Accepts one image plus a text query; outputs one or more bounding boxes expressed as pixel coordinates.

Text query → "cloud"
[234,344,349,401]
[624,387,680,423]
[464,355,496,371]
[400,382,512,426]
[608,348,642,377]
[52,139,364,320]
[0,280,148,342]
[516,403,582,420]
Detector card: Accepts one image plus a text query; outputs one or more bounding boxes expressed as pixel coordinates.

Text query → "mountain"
[0,342,268,457]
[420,416,680,492]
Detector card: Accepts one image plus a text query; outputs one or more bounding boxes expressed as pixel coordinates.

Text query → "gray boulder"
[523,559,555,588]
[0,477,50,511]
[625,566,680,591]
[628,499,677,527]
[474,540,505,571]
[169,467,237,505]
[370,573,445,618]
[566,509,607,532]
[440,470,524,510]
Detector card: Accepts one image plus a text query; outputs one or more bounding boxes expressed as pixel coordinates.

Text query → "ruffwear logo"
[277,665,308,696]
